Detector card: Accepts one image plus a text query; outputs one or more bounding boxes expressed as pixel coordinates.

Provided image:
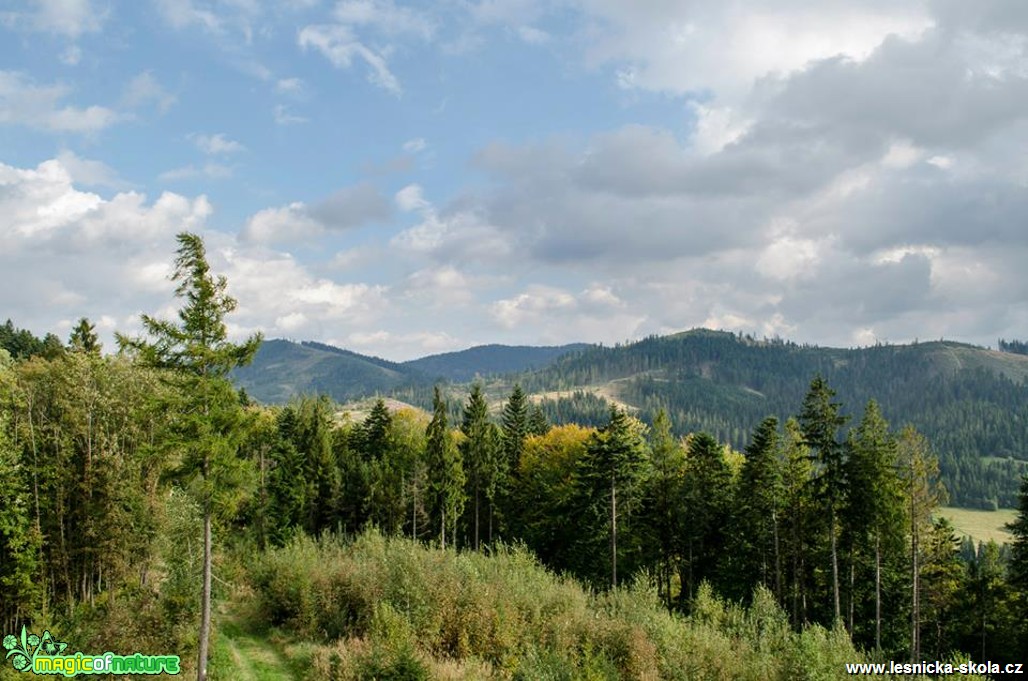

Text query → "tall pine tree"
[799,375,848,624]
[116,232,261,681]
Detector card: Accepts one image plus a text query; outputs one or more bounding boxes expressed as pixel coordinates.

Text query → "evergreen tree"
[292,396,340,535]
[1006,475,1028,657]
[461,384,491,550]
[641,409,685,606]
[0,356,42,632]
[733,416,783,602]
[897,424,946,662]
[501,384,529,469]
[577,406,649,587]
[843,400,904,650]
[679,432,733,602]
[267,406,307,545]
[798,374,848,624]
[426,386,464,550]
[780,417,815,626]
[116,232,261,681]
[68,317,101,355]
[528,403,550,436]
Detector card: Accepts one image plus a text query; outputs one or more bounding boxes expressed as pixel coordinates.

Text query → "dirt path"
[214,604,295,681]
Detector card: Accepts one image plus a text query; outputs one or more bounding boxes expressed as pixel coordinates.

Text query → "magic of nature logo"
[3,626,180,676]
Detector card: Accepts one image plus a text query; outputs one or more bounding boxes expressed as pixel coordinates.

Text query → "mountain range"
[232,329,1028,509]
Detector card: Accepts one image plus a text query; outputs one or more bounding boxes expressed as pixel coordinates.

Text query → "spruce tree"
[843,400,904,651]
[68,317,101,355]
[116,232,261,681]
[461,384,491,550]
[578,406,648,587]
[680,432,733,601]
[642,409,685,606]
[734,416,783,602]
[1006,475,1028,657]
[426,386,464,549]
[897,424,946,662]
[780,417,814,626]
[798,374,848,624]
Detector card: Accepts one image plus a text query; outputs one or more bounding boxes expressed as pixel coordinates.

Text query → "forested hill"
[231,339,423,404]
[517,329,1028,509]
[404,342,592,382]
[230,339,591,404]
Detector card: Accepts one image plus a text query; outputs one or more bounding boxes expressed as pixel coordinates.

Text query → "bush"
[251,530,874,680]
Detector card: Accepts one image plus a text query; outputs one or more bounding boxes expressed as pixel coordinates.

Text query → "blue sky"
[2,1,1028,360]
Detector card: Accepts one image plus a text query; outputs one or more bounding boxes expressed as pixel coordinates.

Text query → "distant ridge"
[404,343,593,382]
[231,339,590,405]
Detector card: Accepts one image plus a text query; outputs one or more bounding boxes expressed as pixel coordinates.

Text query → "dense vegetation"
[2,237,1027,680]
[233,328,1028,510]
[513,331,1028,509]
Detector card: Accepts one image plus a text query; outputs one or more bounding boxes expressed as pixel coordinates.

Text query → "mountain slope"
[232,339,422,404]
[403,343,592,382]
[520,329,1028,508]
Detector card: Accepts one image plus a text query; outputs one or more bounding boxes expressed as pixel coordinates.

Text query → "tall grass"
[248,530,881,680]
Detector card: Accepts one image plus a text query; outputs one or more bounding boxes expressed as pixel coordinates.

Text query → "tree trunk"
[830,507,840,622]
[772,509,782,601]
[197,500,212,681]
[610,475,617,588]
[875,533,882,653]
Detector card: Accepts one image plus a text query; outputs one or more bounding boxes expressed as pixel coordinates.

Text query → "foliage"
[253,531,873,681]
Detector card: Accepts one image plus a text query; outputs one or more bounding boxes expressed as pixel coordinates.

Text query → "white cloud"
[332,0,433,38]
[59,45,83,66]
[241,183,391,243]
[273,104,308,125]
[517,25,548,44]
[298,24,402,94]
[158,163,234,182]
[756,229,826,281]
[4,0,104,37]
[0,156,215,347]
[275,77,305,94]
[121,72,176,113]
[298,2,433,95]
[490,284,645,344]
[395,183,429,212]
[241,202,322,243]
[0,70,123,132]
[402,137,427,153]
[189,132,246,154]
[155,0,223,32]
[55,150,125,188]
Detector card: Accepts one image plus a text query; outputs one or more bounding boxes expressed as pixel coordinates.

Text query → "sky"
[2,0,1027,361]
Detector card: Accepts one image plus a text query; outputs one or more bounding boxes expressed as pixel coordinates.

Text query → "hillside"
[516,330,1028,508]
[231,339,423,404]
[403,342,592,382]
[230,330,1028,508]
[231,339,590,405]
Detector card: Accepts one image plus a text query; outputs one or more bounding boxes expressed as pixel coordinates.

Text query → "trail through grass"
[211,597,297,681]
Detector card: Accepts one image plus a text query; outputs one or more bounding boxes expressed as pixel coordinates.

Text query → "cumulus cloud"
[241,183,391,243]
[189,132,246,154]
[0,70,123,132]
[4,0,104,37]
[120,72,177,114]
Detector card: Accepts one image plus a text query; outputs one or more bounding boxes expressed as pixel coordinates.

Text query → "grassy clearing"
[938,506,1017,545]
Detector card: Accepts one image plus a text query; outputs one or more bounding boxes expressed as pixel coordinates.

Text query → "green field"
[938,506,1017,546]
